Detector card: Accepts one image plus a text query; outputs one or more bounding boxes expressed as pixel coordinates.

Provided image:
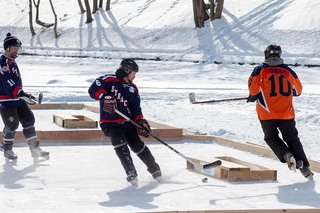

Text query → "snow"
[0,0,320,212]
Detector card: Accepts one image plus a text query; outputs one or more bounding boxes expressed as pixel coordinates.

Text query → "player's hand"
[18,90,36,100]
[136,119,151,137]
[247,94,257,103]
[102,96,117,114]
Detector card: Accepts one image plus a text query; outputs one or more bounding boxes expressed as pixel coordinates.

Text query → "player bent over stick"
[89,58,161,186]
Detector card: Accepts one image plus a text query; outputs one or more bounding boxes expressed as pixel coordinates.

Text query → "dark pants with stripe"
[103,125,160,179]
[260,119,309,167]
[0,102,36,144]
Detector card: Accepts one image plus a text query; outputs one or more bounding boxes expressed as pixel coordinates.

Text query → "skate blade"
[5,158,17,165]
[130,178,139,187]
[307,176,314,181]
[33,155,50,164]
[155,176,162,183]
[288,156,296,172]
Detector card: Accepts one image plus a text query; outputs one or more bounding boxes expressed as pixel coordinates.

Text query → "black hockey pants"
[260,119,309,167]
[0,102,36,144]
[106,126,160,177]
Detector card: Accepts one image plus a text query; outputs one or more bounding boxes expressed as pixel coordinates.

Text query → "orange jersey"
[248,62,302,120]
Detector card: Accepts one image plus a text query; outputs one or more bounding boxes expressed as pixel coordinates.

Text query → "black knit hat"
[3,33,22,50]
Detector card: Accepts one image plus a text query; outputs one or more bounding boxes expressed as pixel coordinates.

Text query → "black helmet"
[264,44,282,59]
[120,58,139,72]
[116,58,139,79]
[3,33,22,50]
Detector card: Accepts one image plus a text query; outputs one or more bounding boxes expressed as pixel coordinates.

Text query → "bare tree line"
[28,0,223,38]
[193,0,224,28]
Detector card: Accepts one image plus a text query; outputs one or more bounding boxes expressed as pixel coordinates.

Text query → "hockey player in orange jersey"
[247,44,313,180]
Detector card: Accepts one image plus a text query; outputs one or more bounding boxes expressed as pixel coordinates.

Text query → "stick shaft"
[194,97,247,104]
[189,93,247,104]
[114,109,199,167]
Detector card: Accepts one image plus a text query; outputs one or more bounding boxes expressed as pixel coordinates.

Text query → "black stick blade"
[189,92,196,104]
[38,92,43,105]
[203,160,222,169]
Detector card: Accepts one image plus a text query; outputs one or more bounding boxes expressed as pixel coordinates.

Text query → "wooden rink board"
[2,103,183,143]
[2,102,320,174]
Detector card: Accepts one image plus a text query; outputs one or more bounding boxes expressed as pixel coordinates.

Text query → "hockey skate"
[28,141,50,163]
[127,175,138,187]
[296,160,304,169]
[152,170,162,182]
[284,152,296,172]
[1,143,18,164]
[4,150,18,164]
[30,147,50,163]
[300,167,314,180]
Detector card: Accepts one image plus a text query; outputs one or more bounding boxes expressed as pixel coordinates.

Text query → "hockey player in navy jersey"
[88,58,161,185]
[0,33,49,163]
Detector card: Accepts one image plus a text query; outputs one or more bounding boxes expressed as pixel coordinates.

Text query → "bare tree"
[84,0,93,23]
[99,0,103,8]
[106,0,111,11]
[48,0,58,38]
[214,0,224,19]
[192,0,209,28]
[29,0,36,36]
[77,0,85,13]
[33,0,54,28]
[92,0,98,13]
[209,0,224,20]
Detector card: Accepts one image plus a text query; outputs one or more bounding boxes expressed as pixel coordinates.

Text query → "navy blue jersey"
[0,54,23,108]
[88,74,145,128]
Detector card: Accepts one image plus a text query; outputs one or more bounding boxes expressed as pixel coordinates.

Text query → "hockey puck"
[202,177,208,183]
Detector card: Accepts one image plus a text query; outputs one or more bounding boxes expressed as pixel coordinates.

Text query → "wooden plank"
[187,156,277,181]
[53,114,98,128]
[184,134,320,173]
[225,170,277,181]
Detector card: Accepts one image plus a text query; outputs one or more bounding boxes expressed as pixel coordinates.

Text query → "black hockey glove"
[102,95,117,114]
[136,119,151,138]
[18,90,36,104]
[247,94,258,103]
[18,90,36,100]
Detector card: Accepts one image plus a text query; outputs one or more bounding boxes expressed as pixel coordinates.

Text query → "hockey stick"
[189,92,247,104]
[19,91,43,105]
[115,109,222,170]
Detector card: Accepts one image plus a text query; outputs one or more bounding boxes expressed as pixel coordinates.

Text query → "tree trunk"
[210,0,215,20]
[77,0,85,13]
[84,0,93,23]
[93,0,98,13]
[99,0,103,8]
[192,0,209,28]
[214,0,224,19]
[49,0,58,38]
[106,0,111,11]
[33,0,54,27]
[192,0,199,28]
[29,0,36,36]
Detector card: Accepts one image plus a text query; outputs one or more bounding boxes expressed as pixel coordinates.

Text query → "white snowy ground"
[1,141,319,213]
[0,57,319,213]
[1,0,320,212]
